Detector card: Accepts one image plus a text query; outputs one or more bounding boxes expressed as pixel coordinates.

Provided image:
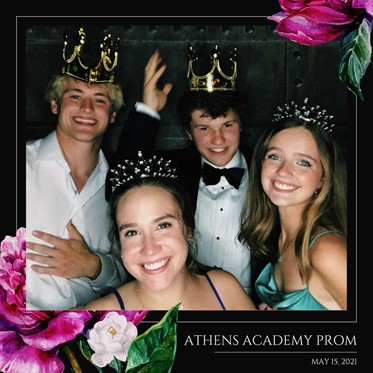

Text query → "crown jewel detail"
[272,98,335,132]
[109,151,178,192]
[187,44,237,92]
[62,27,120,84]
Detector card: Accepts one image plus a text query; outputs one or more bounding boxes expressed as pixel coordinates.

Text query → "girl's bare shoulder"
[310,232,346,271]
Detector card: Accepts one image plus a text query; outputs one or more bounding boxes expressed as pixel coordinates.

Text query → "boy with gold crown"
[26,27,127,310]
[112,45,267,306]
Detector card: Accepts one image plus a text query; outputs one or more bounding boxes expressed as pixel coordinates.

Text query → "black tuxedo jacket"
[110,109,266,306]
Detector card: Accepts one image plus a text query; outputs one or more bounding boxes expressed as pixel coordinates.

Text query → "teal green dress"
[255,231,341,310]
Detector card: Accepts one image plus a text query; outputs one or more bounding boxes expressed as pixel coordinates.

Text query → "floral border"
[0,228,178,373]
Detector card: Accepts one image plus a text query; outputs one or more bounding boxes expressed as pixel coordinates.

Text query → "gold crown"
[61,27,120,84]
[187,44,237,92]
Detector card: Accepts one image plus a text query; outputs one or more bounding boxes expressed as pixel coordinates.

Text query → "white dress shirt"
[195,151,252,295]
[26,131,126,310]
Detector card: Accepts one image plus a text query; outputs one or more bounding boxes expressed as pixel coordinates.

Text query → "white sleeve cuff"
[135,101,161,120]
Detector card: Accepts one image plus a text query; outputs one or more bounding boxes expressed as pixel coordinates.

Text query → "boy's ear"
[185,128,193,141]
[109,112,117,124]
[51,100,58,114]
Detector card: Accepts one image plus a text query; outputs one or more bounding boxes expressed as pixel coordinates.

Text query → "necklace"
[135,288,154,310]
[278,238,295,263]
[135,275,191,310]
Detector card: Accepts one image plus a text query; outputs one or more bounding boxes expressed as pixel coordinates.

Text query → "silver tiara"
[109,151,178,192]
[272,98,335,132]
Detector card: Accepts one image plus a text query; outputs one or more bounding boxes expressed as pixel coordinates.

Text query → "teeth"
[210,148,225,153]
[274,181,296,191]
[75,118,95,124]
[143,257,169,271]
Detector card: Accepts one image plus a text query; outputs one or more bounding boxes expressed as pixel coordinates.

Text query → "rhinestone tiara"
[272,98,335,132]
[109,151,178,193]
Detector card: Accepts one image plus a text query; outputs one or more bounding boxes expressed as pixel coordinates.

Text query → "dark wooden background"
[22,20,352,163]
[13,15,361,240]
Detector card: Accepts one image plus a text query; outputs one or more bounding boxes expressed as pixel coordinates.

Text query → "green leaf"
[339,15,373,101]
[108,356,124,372]
[125,303,180,373]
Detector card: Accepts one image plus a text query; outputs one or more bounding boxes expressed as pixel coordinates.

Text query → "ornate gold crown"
[187,44,237,92]
[61,27,120,84]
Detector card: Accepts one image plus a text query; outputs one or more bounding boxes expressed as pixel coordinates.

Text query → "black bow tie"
[201,163,245,189]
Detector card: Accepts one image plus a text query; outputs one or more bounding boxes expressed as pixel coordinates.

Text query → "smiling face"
[187,109,241,167]
[116,185,189,292]
[51,78,117,144]
[261,126,324,212]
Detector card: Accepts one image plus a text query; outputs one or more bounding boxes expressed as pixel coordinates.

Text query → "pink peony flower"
[0,228,92,373]
[352,0,373,16]
[0,312,92,373]
[0,227,26,328]
[269,0,367,46]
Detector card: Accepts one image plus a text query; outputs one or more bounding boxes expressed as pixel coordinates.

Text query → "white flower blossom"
[87,312,138,367]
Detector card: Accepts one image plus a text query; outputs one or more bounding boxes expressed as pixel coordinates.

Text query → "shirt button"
[220,208,223,211]
[216,237,220,240]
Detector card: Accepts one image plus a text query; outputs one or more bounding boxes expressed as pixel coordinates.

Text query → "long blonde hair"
[239,118,347,280]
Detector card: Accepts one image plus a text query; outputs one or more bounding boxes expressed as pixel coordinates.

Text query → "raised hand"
[143,50,173,112]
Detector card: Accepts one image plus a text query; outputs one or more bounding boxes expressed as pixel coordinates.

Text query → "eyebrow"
[193,118,236,127]
[118,213,178,232]
[267,147,319,163]
[65,87,109,97]
[153,214,178,223]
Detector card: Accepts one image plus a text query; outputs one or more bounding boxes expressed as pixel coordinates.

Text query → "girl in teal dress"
[239,99,347,310]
